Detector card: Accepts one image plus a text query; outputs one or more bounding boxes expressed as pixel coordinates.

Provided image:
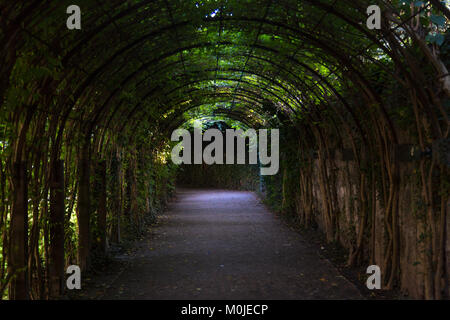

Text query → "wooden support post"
[77,146,91,272]
[49,160,65,298]
[342,148,355,161]
[96,160,107,254]
[8,161,28,300]
[110,151,121,243]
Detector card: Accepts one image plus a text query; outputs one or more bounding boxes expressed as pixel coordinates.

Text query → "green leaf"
[426,34,436,43]
[435,33,445,46]
[426,33,445,46]
[430,15,446,26]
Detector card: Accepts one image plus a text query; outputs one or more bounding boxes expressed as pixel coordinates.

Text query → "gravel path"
[101,188,363,299]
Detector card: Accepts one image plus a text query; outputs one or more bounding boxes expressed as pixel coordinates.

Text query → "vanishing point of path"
[100,188,362,299]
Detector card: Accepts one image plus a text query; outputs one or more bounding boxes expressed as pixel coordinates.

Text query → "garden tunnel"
[0,0,449,300]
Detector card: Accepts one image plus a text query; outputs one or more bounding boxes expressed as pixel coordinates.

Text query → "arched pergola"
[0,0,448,300]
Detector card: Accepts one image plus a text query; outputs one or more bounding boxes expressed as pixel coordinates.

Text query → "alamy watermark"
[171,128,279,176]
[66,4,383,31]
[366,265,381,290]
[66,5,81,30]
[66,265,81,290]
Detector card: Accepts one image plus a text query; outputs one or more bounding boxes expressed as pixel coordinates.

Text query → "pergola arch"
[1,0,448,301]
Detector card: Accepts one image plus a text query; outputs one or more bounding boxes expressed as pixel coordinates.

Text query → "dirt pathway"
[98,188,362,299]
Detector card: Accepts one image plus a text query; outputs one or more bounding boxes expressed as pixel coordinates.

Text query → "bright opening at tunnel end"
[171,128,280,176]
